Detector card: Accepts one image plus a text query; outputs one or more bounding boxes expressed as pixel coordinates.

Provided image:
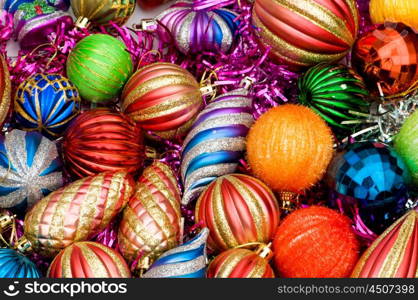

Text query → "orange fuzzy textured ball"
[247,104,334,193]
[273,206,359,278]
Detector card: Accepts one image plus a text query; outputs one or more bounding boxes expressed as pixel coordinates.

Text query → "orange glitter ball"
[247,104,334,193]
[273,206,360,278]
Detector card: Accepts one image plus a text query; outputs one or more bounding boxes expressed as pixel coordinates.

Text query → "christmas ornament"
[0,130,63,214]
[138,0,170,9]
[48,0,70,10]
[351,209,417,278]
[181,88,254,205]
[14,73,81,139]
[121,62,203,140]
[273,206,359,278]
[0,248,41,278]
[2,0,33,13]
[207,244,274,278]
[0,55,11,128]
[24,171,134,257]
[395,110,418,187]
[63,108,145,179]
[13,0,73,49]
[353,22,418,98]
[247,104,334,193]
[67,34,133,103]
[157,0,239,54]
[326,142,411,233]
[252,0,359,68]
[195,174,280,253]
[298,63,370,136]
[370,0,418,30]
[143,228,209,278]
[48,241,131,278]
[118,161,182,270]
[70,0,135,26]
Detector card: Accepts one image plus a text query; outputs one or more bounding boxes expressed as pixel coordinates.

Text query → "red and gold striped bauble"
[207,247,275,278]
[351,210,418,278]
[118,161,182,269]
[195,174,280,253]
[24,171,134,257]
[252,0,359,68]
[0,55,11,127]
[121,63,203,140]
[63,108,145,179]
[48,242,131,278]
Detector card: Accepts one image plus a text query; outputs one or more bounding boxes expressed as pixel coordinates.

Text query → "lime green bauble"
[394,110,418,187]
[66,34,133,103]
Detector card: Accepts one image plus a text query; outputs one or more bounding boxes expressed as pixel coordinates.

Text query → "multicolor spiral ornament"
[195,174,280,253]
[298,63,370,136]
[351,209,418,278]
[121,62,203,140]
[14,73,81,139]
[48,242,131,278]
[24,171,134,257]
[181,88,254,205]
[0,55,11,128]
[71,0,136,26]
[252,0,359,68]
[157,0,239,54]
[118,162,182,270]
[143,228,209,278]
[0,249,41,278]
[0,130,63,214]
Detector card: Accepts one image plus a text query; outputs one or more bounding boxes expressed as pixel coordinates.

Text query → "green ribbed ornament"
[298,63,370,136]
[66,34,133,103]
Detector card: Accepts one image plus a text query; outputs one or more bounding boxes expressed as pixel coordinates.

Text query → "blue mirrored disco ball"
[326,142,410,233]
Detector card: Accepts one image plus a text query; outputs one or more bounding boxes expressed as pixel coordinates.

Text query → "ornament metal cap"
[15,236,32,254]
[136,19,158,32]
[0,212,14,232]
[255,243,273,261]
[75,16,90,29]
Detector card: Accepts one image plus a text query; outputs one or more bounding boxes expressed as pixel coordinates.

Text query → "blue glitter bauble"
[327,142,411,233]
[14,73,81,139]
[0,249,41,278]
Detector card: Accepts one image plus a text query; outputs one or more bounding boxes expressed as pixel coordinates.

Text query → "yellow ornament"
[370,0,418,30]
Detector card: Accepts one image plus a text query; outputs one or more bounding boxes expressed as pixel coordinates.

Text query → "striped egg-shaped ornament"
[252,0,359,69]
[207,247,275,278]
[195,174,280,253]
[0,55,11,127]
[63,108,145,179]
[143,228,209,278]
[71,0,136,26]
[181,88,255,205]
[118,161,182,269]
[67,34,133,103]
[121,62,203,140]
[48,242,131,278]
[0,130,63,213]
[24,171,134,257]
[351,209,418,278]
[0,249,41,278]
[14,73,81,139]
[157,0,239,54]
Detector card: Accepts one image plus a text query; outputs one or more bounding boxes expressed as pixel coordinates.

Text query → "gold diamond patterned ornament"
[70,0,136,26]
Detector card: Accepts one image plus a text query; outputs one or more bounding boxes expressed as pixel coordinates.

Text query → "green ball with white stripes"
[298,63,371,137]
[66,34,133,103]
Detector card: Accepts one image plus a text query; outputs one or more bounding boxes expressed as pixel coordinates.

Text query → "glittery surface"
[0,130,63,213]
[0,55,11,128]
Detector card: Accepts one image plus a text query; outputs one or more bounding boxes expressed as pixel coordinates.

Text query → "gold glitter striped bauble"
[252,0,359,68]
[0,55,11,127]
[118,161,182,269]
[71,0,136,26]
[121,62,203,140]
[351,210,418,278]
[48,242,131,278]
[195,174,280,253]
[24,171,134,257]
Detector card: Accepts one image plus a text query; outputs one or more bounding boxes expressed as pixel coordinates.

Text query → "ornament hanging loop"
[240,76,255,90]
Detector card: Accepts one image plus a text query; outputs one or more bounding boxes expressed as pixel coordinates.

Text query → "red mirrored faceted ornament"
[353,22,418,98]
[63,108,145,179]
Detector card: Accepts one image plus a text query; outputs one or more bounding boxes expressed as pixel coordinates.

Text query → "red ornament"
[63,108,145,179]
[137,0,170,9]
[273,206,359,278]
[195,174,280,253]
[48,242,131,278]
[252,0,359,69]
